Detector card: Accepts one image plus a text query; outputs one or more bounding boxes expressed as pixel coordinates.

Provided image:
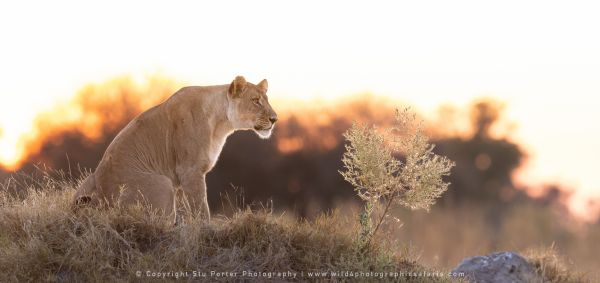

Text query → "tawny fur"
[74,76,277,222]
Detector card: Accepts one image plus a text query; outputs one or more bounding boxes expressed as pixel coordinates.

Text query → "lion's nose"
[269,116,278,124]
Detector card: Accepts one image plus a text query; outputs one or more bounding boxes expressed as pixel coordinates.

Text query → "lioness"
[73,76,277,222]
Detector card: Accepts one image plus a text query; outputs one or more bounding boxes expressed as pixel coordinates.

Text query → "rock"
[452,251,542,283]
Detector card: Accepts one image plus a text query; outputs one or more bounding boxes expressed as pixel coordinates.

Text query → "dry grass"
[1,173,589,282]
[524,246,588,283]
[0,175,446,282]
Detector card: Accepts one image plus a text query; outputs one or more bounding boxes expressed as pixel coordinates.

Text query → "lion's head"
[226,76,278,138]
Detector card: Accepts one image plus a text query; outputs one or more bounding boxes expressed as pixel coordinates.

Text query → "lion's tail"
[73,173,98,206]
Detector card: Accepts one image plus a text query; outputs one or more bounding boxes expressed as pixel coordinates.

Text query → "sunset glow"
[1,1,600,218]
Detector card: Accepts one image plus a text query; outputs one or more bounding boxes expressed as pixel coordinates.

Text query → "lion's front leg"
[180,172,210,221]
[172,110,212,221]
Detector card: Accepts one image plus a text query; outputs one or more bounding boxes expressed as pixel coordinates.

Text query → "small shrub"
[340,108,455,247]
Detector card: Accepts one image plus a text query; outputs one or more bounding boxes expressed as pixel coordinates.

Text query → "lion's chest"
[205,138,227,171]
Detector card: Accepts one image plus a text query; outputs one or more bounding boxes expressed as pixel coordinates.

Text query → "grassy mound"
[0,176,442,282]
[3,174,584,282]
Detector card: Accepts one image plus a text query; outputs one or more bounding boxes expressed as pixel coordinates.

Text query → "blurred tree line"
[0,78,570,220]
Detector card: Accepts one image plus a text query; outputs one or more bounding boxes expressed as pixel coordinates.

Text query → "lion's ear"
[229,76,247,97]
[257,79,268,92]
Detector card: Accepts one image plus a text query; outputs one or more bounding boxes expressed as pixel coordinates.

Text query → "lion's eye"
[253,98,261,105]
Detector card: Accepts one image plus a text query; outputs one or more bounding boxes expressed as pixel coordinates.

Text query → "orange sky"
[1,1,599,218]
